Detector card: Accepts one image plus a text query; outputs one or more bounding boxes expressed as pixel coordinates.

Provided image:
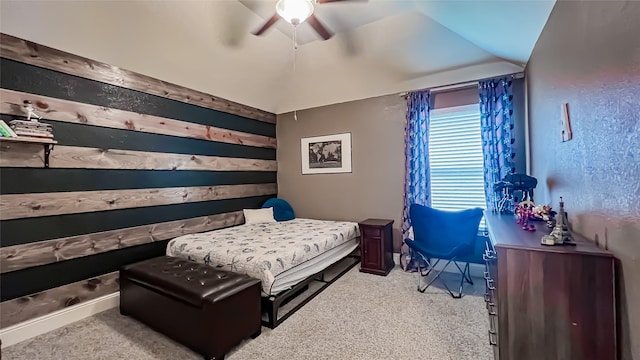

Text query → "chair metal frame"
[411,249,474,298]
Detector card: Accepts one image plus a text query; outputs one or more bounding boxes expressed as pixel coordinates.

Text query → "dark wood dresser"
[483,213,616,360]
[358,219,394,276]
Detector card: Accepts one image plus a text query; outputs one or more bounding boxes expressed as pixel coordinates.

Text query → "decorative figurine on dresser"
[541,196,575,246]
[515,200,536,231]
[358,219,394,276]
[493,173,538,213]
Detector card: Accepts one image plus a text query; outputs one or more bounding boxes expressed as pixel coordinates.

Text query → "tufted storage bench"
[120,256,261,360]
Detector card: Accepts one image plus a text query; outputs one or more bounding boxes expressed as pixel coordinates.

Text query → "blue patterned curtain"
[479,77,516,213]
[400,90,431,271]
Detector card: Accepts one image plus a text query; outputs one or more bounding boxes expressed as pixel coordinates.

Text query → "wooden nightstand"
[358,219,394,276]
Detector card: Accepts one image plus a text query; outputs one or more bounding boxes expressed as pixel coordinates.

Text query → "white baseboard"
[393,253,485,277]
[0,292,120,348]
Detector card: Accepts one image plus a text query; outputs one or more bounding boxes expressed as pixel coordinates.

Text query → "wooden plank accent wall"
[0,143,277,171]
[0,33,278,328]
[0,33,276,124]
[0,272,120,328]
[0,89,277,149]
[0,184,276,220]
[0,211,244,273]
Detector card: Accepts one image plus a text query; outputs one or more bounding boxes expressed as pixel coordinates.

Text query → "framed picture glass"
[301,132,352,174]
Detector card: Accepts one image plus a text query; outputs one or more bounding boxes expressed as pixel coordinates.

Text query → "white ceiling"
[0,0,555,114]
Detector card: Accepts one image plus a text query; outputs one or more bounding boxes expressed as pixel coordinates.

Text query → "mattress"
[166,218,360,295]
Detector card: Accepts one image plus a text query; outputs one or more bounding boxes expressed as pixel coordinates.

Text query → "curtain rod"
[399,72,525,98]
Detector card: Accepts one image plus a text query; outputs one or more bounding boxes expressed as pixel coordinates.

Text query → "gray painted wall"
[277,95,407,250]
[527,1,640,358]
[433,86,478,109]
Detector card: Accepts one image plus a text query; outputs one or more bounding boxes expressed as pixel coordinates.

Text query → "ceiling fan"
[252,0,362,41]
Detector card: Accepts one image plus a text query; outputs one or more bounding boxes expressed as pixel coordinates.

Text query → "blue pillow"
[262,198,295,221]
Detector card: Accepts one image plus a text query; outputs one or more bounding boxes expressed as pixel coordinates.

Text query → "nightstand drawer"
[362,227,381,239]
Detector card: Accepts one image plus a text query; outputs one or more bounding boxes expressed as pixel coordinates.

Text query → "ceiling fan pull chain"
[292,25,298,72]
[293,25,298,121]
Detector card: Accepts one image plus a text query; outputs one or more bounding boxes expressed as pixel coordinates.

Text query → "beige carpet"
[3,266,492,360]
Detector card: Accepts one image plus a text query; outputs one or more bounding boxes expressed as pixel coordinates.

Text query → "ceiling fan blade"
[217,1,251,48]
[252,14,280,36]
[307,14,333,40]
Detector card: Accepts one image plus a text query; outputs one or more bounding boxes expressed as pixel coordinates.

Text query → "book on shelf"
[8,119,54,139]
[14,130,55,139]
[9,119,53,130]
[0,126,11,138]
[0,120,18,137]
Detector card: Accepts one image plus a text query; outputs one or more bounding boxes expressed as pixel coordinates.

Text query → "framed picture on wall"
[301,132,352,174]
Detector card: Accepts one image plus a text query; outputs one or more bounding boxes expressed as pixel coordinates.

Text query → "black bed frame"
[261,251,361,329]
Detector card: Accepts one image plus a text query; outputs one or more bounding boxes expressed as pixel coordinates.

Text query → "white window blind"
[429,104,486,229]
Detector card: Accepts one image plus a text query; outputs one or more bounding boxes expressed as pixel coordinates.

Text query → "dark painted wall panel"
[0,195,274,247]
[0,169,276,194]
[0,115,276,160]
[0,58,276,137]
[0,241,168,301]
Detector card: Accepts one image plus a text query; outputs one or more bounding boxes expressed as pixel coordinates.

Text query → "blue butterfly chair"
[405,204,484,298]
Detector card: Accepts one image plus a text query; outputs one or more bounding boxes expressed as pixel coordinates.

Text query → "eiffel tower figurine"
[541,197,576,246]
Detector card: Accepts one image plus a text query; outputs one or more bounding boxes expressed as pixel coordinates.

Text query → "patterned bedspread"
[166,218,360,294]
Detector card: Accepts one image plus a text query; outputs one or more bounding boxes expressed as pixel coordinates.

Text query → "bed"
[166,218,361,327]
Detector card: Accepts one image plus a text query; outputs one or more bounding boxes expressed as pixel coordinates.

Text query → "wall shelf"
[0,136,57,168]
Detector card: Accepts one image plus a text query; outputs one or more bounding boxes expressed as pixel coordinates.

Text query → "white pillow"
[243,208,276,224]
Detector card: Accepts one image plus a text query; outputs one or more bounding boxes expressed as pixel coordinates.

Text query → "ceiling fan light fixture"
[276,0,314,25]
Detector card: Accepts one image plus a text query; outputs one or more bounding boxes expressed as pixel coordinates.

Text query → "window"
[428,104,486,228]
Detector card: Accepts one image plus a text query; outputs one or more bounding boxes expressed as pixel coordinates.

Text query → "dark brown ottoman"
[120,256,261,360]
